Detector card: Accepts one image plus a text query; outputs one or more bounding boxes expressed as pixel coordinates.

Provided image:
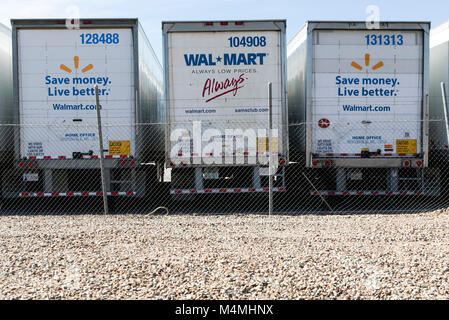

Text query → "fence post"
[95,85,108,215]
[268,82,273,216]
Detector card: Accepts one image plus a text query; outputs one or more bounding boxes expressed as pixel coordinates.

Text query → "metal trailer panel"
[11,19,163,164]
[288,21,430,168]
[430,20,449,151]
[162,20,288,167]
[0,23,13,153]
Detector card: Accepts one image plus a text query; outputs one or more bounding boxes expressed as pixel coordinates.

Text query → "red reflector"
[204,189,212,193]
[248,188,256,192]
[126,192,133,195]
[174,190,182,194]
[44,156,51,159]
[182,162,187,166]
[340,153,348,157]
[279,187,286,191]
[234,189,241,192]
[28,156,36,159]
[357,192,364,195]
[189,190,197,193]
[343,192,350,195]
[235,21,244,25]
[326,153,333,157]
[263,188,269,192]
[205,22,213,26]
[312,153,319,157]
[170,161,175,167]
[220,22,229,25]
[111,192,119,196]
[36,193,44,197]
[386,192,393,195]
[416,161,422,167]
[177,153,183,157]
[21,193,29,197]
[219,189,227,193]
[57,21,65,24]
[82,20,91,24]
[96,192,103,196]
[403,161,410,167]
[81,192,89,196]
[51,193,59,196]
[58,156,66,159]
[67,193,74,196]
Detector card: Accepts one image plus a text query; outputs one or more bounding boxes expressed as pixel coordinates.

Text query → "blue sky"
[0,0,448,62]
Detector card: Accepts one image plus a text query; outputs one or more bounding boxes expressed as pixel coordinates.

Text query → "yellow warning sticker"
[109,141,130,155]
[396,139,417,154]
[257,137,278,153]
[361,148,369,152]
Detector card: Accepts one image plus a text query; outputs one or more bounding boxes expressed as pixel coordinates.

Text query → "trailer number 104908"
[228,36,266,47]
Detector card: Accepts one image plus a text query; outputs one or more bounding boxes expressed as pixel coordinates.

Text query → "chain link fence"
[1,120,449,215]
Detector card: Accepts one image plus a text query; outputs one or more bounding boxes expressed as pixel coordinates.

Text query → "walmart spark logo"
[60,56,93,73]
[351,53,383,71]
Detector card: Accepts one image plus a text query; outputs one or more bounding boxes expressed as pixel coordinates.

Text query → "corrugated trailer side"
[0,23,13,151]
[0,23,13,201]
[429,20,449,157]
[4,18,163,198]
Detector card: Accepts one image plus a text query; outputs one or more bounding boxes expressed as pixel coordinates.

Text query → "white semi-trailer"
[163,20,288,195]
[0,23,13,202]
[4,19,164,198]
[430,20,449,158]
[288,21,438,196]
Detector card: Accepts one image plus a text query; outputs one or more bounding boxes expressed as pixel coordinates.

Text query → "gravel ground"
[1,212,449,299]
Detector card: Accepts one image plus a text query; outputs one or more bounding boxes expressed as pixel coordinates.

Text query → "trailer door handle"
[73,119,83,122]
[361,120,372,124]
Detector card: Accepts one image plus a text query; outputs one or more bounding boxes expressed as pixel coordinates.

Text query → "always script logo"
[202,73,246,103]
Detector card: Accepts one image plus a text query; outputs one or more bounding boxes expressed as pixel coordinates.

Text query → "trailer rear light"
[416,160,422,167]
[403,160,410,167]
[121,161,126,167]
[205,22,213,26]
[220,22,229,26]
[312,161,318,167]
[19,162,25,168]
[82,20,92,25]
[324,160,331,167]
[279,158,285,165]
[182,162,187,167]
[28,162,34,168]
[130,161,135,167]
[235,21,244,25]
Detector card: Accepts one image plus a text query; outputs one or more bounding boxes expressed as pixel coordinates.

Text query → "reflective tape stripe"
[311,153,420,158]
[310,190,421,196]
[23,155,129,160]
[170,187,286,195]
[19,191,135,197]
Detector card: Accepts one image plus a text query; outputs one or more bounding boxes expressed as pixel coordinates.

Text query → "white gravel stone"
[0,212,449,299]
